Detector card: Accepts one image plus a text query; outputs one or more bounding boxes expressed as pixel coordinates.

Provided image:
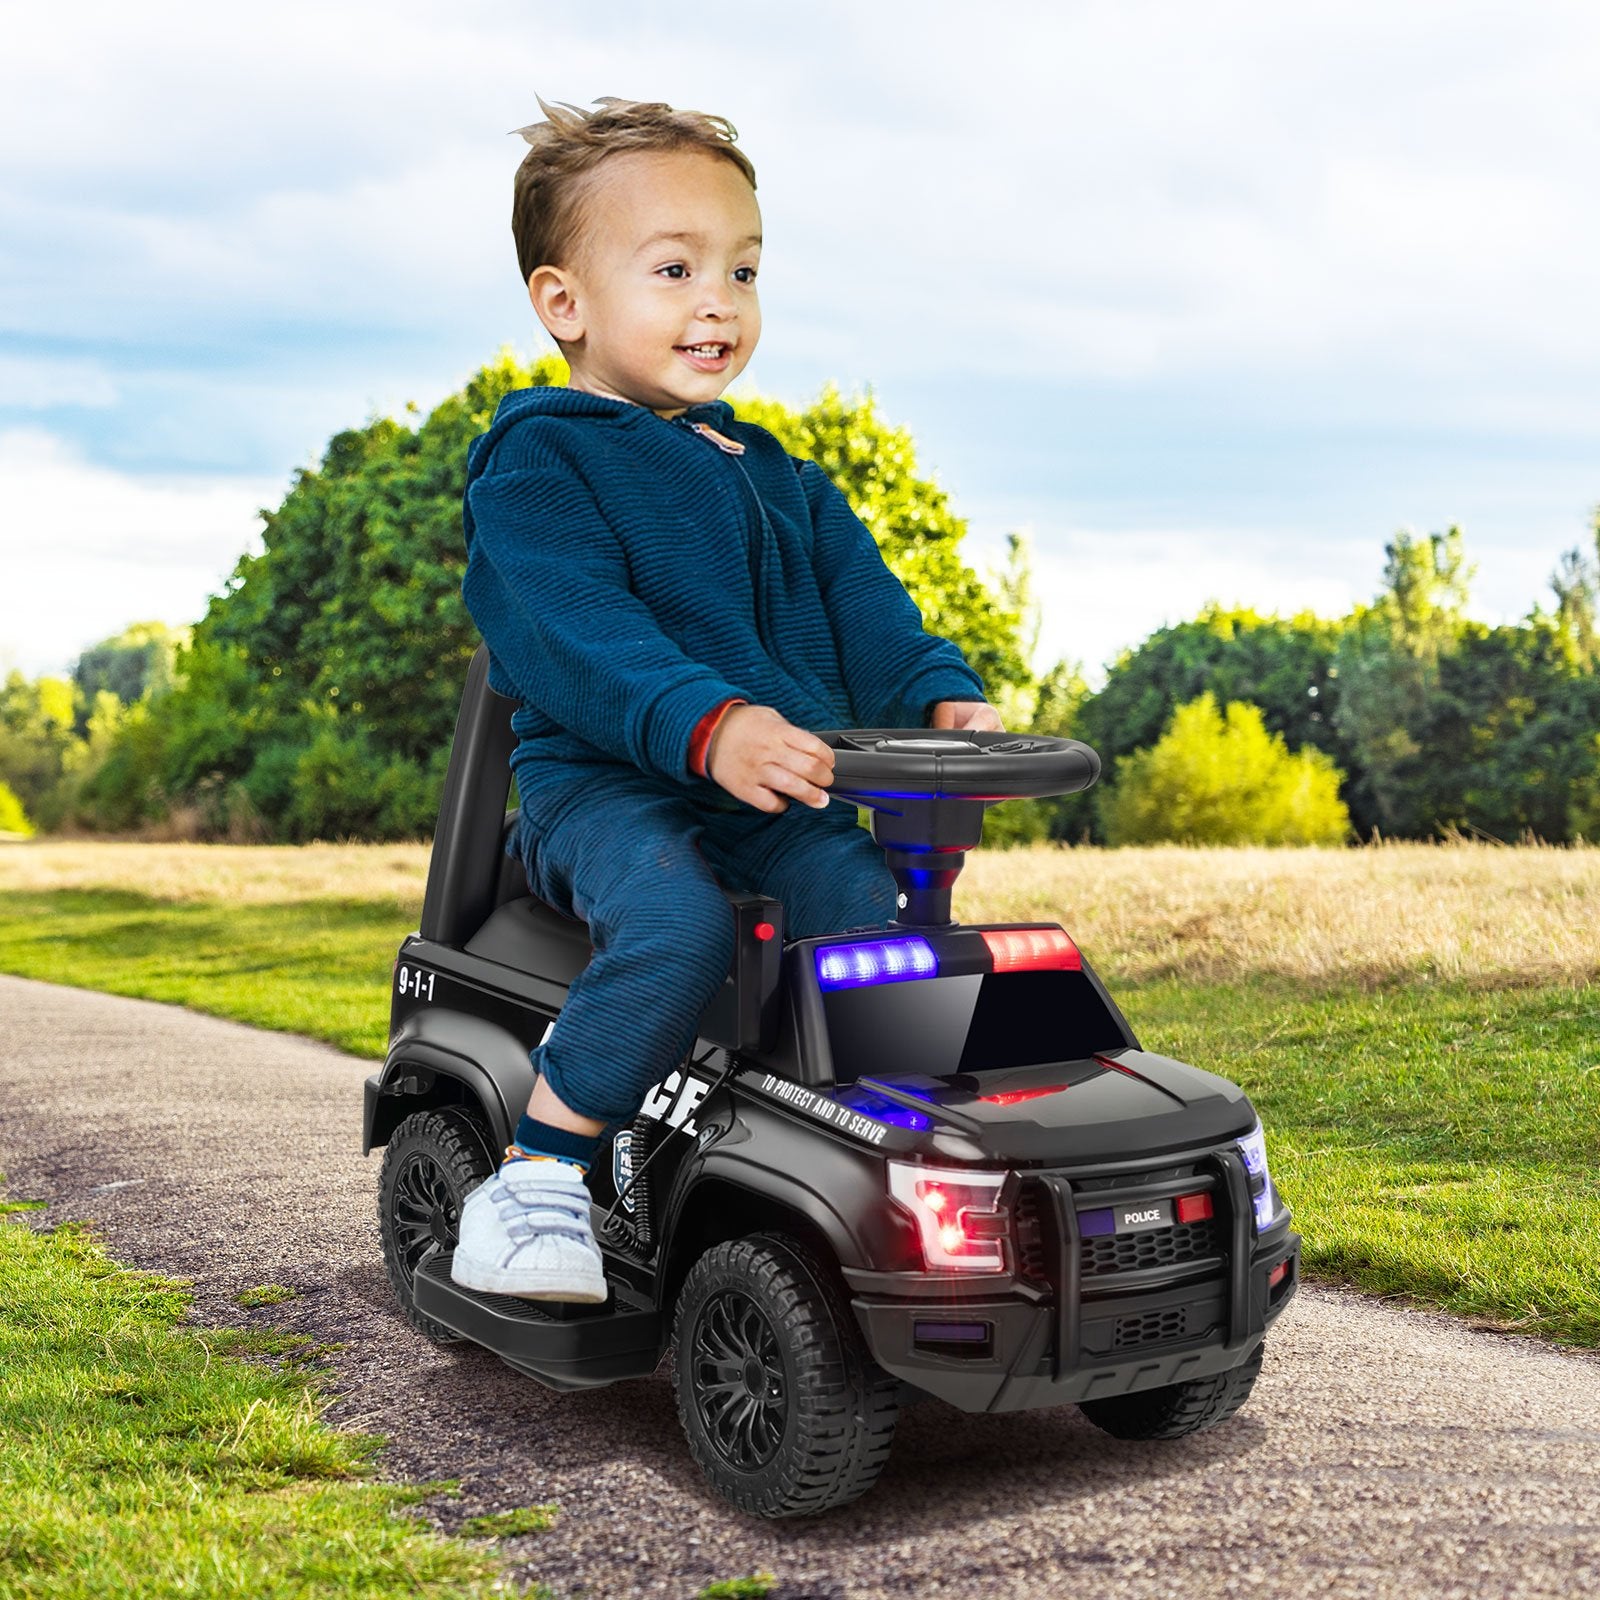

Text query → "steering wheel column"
[859,797,987,929]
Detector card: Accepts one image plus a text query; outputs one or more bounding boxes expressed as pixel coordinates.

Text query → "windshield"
[820,969,1126,1083]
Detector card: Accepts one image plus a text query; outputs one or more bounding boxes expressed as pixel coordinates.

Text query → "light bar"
[815,936,938,990]
[981,927,1082,972]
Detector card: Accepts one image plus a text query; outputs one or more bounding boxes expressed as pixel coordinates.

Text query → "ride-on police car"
[365,645,1300,1518]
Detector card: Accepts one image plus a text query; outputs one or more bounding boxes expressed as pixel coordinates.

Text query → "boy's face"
[530,148,762,419]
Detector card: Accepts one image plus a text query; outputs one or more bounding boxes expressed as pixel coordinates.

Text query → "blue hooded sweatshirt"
[461,385,988,855]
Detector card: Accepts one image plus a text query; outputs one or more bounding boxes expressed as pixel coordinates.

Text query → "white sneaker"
[449,1157,608,1303]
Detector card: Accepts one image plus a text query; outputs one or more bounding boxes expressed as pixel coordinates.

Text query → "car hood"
[844,1048,1256,1165]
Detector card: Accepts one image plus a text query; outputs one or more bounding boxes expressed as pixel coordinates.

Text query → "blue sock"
[506,1114,601,1173]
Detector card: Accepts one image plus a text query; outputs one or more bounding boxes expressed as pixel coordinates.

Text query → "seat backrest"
[493,811,529,910]
[420,644,518,947]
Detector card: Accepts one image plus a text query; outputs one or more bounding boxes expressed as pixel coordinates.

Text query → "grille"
[1080,1217,1220,1278]
[1015,1184,1047,1281]
[1113,1307,1188,1349]
[1014,1183,1223,1284]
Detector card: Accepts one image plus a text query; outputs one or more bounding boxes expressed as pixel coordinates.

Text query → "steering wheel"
[815,728,1101,805]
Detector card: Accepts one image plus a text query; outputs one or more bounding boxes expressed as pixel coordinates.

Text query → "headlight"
[887,1161,1009,1273]
[1237,1122,1279,1231]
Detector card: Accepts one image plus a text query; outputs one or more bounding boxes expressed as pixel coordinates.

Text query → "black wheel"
[1078,1341,1266,1440]
[672,1233,901,1518]
[378,1106,495,1343]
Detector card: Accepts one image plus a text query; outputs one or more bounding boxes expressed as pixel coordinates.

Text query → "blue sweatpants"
[523,782,898,1128]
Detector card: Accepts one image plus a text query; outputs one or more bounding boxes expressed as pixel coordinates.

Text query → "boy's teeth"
[684,344,725,356]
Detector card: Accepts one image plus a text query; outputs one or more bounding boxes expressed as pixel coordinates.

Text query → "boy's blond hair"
[510,96,758,285]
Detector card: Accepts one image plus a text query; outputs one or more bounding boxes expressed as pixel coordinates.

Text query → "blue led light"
[837,1088,931,1130]
[1238,1122,1279,1231]
[815,936,939,990]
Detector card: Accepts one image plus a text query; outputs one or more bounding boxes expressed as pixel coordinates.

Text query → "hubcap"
[690,1289,788,1471]
[390,1150,458,1287]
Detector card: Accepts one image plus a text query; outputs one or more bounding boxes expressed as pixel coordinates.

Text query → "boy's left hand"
[930,700,1005,732]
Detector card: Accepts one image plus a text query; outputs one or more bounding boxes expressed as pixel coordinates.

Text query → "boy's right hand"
[706,704,835,813]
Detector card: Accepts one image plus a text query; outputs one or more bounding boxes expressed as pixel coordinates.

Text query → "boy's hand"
[707,704,836,813]
[930,700,1005,732]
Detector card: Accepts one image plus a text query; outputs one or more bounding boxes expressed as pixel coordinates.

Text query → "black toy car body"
[365,646,1300,1516]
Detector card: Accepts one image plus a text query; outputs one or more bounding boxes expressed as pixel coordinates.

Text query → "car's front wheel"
[672,1233,901,1518]
[377,1106,494,1343]
[1077,1340,1266,1439]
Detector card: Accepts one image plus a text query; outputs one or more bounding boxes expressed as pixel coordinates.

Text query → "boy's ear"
[528,265,584,345]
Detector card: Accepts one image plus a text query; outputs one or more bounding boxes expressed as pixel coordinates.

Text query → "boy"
[451,96,1000,1302]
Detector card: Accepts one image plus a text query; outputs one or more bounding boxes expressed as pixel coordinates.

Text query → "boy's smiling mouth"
[676,341,733,371]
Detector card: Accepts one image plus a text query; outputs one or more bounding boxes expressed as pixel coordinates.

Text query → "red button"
[753,921,775,941]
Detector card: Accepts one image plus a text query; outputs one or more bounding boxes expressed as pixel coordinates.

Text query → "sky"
[2,0,1597,689]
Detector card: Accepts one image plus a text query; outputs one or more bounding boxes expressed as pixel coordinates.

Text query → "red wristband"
[689,698,747,778]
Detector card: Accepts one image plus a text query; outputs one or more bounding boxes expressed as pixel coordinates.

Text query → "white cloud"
[0,429,284,677]
[7,0,1597,414]
[2,0,1597,680]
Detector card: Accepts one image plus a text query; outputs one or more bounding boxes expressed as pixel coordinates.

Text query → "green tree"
[1548,515,1599,669]
[72,622,188,725]
[1331,527,1474,836]
[0,670,78,826]
[1063,604,1348,841]
[1098,693,1350,846]
[1407,618,1600,842]
[1569,734,1600,841]
[1550,549,1597,665]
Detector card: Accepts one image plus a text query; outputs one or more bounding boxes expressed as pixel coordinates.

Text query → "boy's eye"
[733,266,757,284]
[657,263,688,279]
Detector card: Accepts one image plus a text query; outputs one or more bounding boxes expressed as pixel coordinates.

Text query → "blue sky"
[3,1,1597,687]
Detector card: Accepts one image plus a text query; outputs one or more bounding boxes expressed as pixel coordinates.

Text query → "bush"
[0,779,33,836]
[1099,693,1351,846]
[73,698,171,832]
[279,707,435,843]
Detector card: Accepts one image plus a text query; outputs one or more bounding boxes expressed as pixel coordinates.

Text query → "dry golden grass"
[0,839,433,909]
[966,842,1600,989]
[3,837,1597,991]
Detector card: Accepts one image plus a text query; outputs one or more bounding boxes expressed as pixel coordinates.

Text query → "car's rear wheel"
[672,1233,901,1518]
[1077,1340,1266,1439]
[378,1106,495,1343]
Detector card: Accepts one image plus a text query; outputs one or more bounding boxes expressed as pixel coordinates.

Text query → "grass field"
[2,838,1597,1348]
[0,1199,506,1600]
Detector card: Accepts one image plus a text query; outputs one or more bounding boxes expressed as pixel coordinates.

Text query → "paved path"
[2,971,1598,1600]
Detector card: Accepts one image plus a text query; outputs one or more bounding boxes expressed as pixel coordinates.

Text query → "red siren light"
[981,927,1082,972]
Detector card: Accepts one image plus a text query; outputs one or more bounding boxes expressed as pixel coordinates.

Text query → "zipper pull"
[687,420,746,455]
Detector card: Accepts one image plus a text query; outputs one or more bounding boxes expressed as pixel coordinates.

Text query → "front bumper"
[847,1151,1300,1412]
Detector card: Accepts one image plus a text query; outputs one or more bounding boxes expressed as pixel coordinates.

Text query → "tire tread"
[673,1232,900,1518]
[376,1106,494,1345]
[1078,1341,1265,1440]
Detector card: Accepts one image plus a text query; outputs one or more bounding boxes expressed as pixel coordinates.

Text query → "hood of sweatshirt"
[464,383,735,493]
